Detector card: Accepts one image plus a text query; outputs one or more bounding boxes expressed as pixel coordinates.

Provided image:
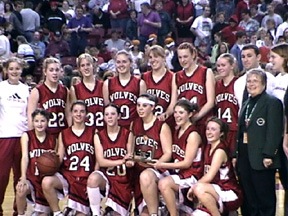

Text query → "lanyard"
[245,103,257,127]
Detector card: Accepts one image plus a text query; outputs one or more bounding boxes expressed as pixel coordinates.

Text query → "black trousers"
[237,153,276,216]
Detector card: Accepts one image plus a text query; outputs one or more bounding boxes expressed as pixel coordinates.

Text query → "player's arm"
[193,68,215,122]
[102,79,110,105]
[27,88,39,130]
[158,123,172,162]
[19,132,29,181]
[157,131,201,170]
[139,79,147,95]
[69,85,77,103]
[94,133,125,167]
[164,73,178,118]
[198,149,227,183]
[65,87,72,126]
[57,132,65,163]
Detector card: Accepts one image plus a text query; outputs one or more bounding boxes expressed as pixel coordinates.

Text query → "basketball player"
[27,57,70,137]
[187,117,242,215]
[42,101,96,216]
[87,103,134,216]
[132,93,172,216]
[103,50,146,129]
[215,53,239,156]
[0,57,29,216]
[142,45,177,122]
[70,53,104,131]
[16,109,57,216]
[176,42,215,140]
[156,100,202,216]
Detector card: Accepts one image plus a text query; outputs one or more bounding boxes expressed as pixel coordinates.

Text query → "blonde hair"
[148,45,165,58]
[42,57,61,72]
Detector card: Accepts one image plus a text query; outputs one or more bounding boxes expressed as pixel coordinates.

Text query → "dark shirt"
[92,10,111,30]
[158,10,172,36]
[126,19,138,40]
[45,9,66,33]
[45,39,70,57]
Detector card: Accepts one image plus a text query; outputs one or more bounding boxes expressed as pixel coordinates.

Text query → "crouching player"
[42,101,96,216]
[87,103,134,215]
[16,109,57,215]
[187,117,242,216]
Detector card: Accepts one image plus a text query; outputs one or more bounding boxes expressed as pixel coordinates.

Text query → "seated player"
[156,99,202,216]
[42,101,96,216]
[131,93,172,215]
[16,109,57,216]
[187,117,243,216]
[87,103,134,215]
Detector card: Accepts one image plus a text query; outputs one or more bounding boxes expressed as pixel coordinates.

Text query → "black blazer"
[235,92,284,170]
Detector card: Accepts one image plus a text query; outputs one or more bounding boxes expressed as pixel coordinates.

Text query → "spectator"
[61,0,75,22]
[220,15,244,48]
[230,31,247,72]
[215,0,235,22]
[211,40,229,65]
[126,9,138,40]
[162,0,176,18]
[88,0,109,11]
[21,1,41,43]
[211,12,229,44]
[235,0,250,21]
[147,33,158,46]
[155,1,172,46]
[16,35,36,77]
[9,1,24,38]
[104,29,125,51]
[4,23,17,53]
[137,2,161,51]
[190,6,213,53]
[97,42,112,62]
[250,4,264,25]
[192,0,209,17]
[130,39,144,70]
[261,3,283,28]
[45,31,70,57]
[255,27,267,47]
[3,2,13,22]
[45,1,66,34]
[0,26,10,60]
[266,18,277,43]
[91,6,111,30]
[175,0,194,38]
[65,5,93,56]
[108,0,129,32]
[239,9,260,37]
[275,12,288,42]
[30,31,46,60]
[164,37,177,71]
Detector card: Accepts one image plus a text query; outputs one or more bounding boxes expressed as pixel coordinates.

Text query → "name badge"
[243,132,248,144]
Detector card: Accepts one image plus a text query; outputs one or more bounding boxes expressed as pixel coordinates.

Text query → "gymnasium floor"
[2,173,285,215]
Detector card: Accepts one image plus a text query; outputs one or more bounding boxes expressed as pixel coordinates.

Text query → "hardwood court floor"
[2,173,285,215]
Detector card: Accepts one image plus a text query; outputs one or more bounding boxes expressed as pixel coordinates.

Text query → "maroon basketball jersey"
[26,130,57,178]
[172,125,203,179]
[203,142,240,193]
[37,83,68,135]
[142,71,173,115]
[132,117,164,160]
[108,76,140,128]
[176,66,212,125]
[215,78,239,131]
[74,81,104,130]
[61,126,95,177]
[98,127,130,183]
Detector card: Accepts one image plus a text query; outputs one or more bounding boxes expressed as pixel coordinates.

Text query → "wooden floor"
[2,173,285,215]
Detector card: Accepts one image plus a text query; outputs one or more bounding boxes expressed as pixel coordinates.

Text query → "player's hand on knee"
[16,178,29,194]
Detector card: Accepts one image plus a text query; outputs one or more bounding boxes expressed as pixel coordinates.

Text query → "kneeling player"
[87,103,134,215]
[42,101,96,216]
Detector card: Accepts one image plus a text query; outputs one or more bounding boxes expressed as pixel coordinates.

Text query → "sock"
[87,187,102,215]
[53,211,63,216]
[18,214,25,216]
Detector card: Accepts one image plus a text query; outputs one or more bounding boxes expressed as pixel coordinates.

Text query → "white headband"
[137,97,155,106]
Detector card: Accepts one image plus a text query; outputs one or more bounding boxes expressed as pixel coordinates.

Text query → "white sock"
[18,214,25,216]
[87,187,102,215]
[53,211,63,216]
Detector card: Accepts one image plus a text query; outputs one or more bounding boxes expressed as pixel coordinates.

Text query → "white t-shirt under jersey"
[274,72,288,104]
[0,80,29,138]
